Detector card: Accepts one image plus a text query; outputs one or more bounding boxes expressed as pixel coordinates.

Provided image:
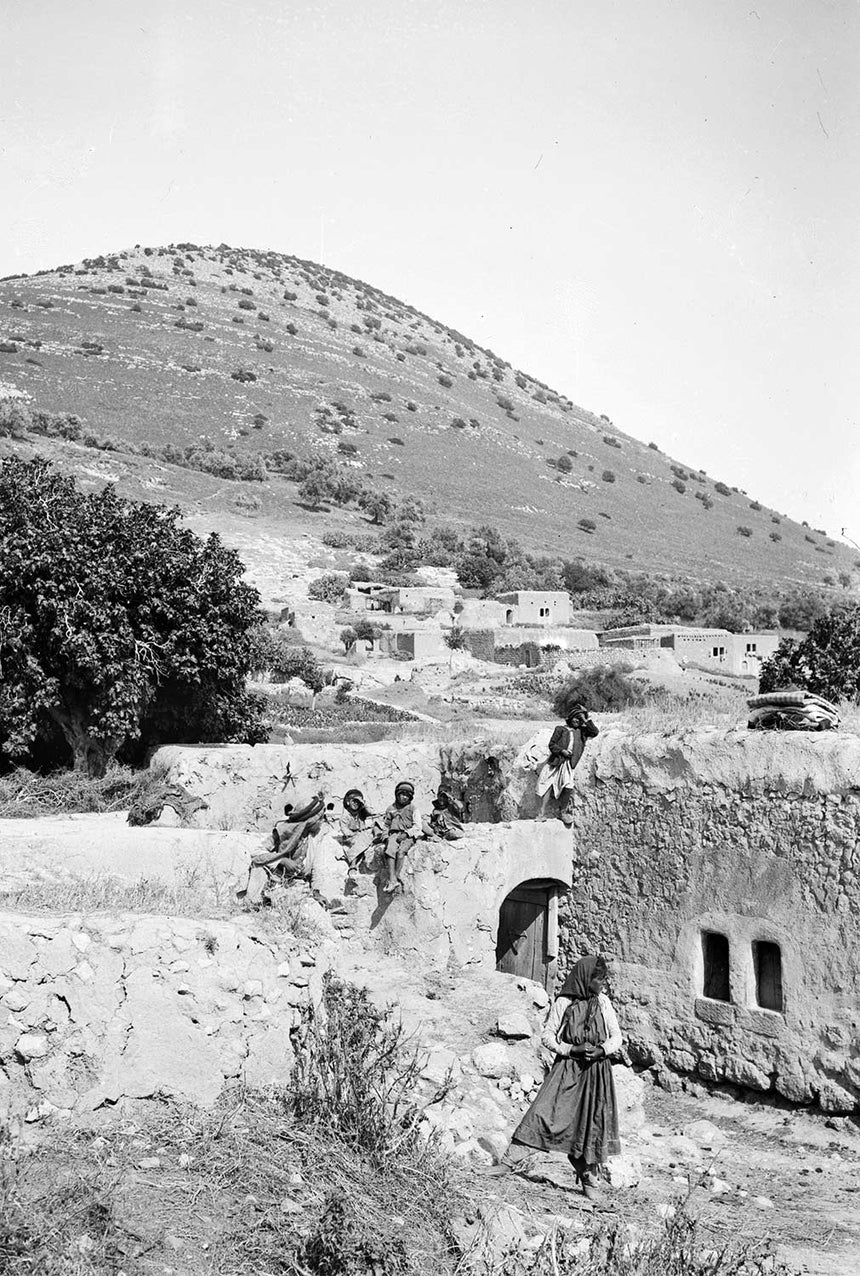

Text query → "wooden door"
[496,884,549,986]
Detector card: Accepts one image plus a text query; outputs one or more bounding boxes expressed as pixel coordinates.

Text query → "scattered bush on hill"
[770,531,782,542]
[0,457,265,776]
[578,518,597,534]
[760,606,860,703]
[556,454,573,473]
[737,526,753,538]
[714,481,731,496]
[671,479,686,494]
[553,664,647,714]
[601,470,616,483]
[308,573,349,605]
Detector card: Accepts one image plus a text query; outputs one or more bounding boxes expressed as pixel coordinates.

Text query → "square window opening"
[702,931,730,1002]
[753,940,783,1012]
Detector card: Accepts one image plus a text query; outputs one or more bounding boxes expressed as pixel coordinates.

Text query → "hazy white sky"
[2,0,858,538]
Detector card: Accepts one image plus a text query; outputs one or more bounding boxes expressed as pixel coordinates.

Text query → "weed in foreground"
[493,1206,795,1276]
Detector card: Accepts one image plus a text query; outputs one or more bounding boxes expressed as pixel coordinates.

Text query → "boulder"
[472,1042,513,1079]
[496,1012,532,1040]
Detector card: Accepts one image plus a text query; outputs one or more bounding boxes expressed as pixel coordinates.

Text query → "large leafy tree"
[759,605,860,703]
[0,457,266,775]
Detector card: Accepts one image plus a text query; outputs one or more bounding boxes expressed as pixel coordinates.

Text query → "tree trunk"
[59,713,115,778]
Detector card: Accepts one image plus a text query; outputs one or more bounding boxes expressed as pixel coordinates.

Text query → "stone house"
[495,590,572,626]
[660,629,779,677]
[375,585,456,615]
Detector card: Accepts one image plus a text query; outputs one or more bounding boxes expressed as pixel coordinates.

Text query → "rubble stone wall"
[523,729,860,1112]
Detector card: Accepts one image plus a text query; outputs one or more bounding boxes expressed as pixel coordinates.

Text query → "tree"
[777,591,828,631]
[358,489,392,526]
[298,471,331,510]
[0,457,265,775]
[271,646,326,704]
[308,573,349,605]
[759,606,860,703]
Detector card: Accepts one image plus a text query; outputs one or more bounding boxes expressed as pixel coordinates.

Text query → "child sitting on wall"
[378,780,421,893]
[424,787,466,842]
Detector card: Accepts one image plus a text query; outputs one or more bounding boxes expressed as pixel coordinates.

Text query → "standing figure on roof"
[377,780,421,893]
[536,701,598,826]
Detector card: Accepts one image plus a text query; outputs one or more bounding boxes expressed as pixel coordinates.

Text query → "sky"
[2,0,859,540]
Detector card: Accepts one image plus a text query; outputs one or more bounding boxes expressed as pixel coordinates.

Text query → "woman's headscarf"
[559,954,607,1032]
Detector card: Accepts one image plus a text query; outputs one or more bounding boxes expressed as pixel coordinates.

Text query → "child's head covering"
[394,781,415,800]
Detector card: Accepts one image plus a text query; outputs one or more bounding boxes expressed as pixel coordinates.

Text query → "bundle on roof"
[747,689,840,732]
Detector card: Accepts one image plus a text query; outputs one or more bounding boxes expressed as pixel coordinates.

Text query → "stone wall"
[0,911,318,1119]
[464,727,860,1112]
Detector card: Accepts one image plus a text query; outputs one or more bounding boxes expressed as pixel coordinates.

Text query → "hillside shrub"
[648,441,659,450]
[231,369,257,383]
[553,664,647,714]
[770,531,782,542]
[337,441,358,455]
[749,500,762,511]
[603,435,621,449]
[0,458,265,775]
[714,481,731,496]
[307,573,349,605]
[601,470,616,483]
[556,454,573,472]
[286,322,298,335]
[437,374,453,388]
[671,479,686,494]
[670,465,688,481]
[496,395,514,412]
[578,518,597,534]
[737,526,753,537]
[352,345,367,357]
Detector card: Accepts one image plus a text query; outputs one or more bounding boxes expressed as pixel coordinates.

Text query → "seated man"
[236,795,325,905]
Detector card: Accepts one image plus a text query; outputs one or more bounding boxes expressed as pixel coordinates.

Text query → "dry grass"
[0,764,164,820]
[0,867,226,919]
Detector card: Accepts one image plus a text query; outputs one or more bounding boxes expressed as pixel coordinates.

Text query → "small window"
[753,941,783,1012]
[746,642,757,653]
[711,646,720,657]
[702,931,730,1001]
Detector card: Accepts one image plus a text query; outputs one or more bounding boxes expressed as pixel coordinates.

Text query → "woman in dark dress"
[498,954,622,1199]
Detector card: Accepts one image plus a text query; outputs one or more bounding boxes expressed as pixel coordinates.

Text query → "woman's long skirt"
[511,1054,620,1164]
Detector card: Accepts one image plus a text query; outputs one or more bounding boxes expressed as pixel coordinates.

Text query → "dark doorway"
[496,880,556,990]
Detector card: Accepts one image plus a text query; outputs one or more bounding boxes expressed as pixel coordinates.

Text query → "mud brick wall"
[555,730,860,1113]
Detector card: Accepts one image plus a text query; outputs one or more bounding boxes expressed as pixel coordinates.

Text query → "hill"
[0,242,856,590]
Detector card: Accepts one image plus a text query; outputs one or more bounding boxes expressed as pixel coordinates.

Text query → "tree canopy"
[0,457,266,775]
[759,605,860,703]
